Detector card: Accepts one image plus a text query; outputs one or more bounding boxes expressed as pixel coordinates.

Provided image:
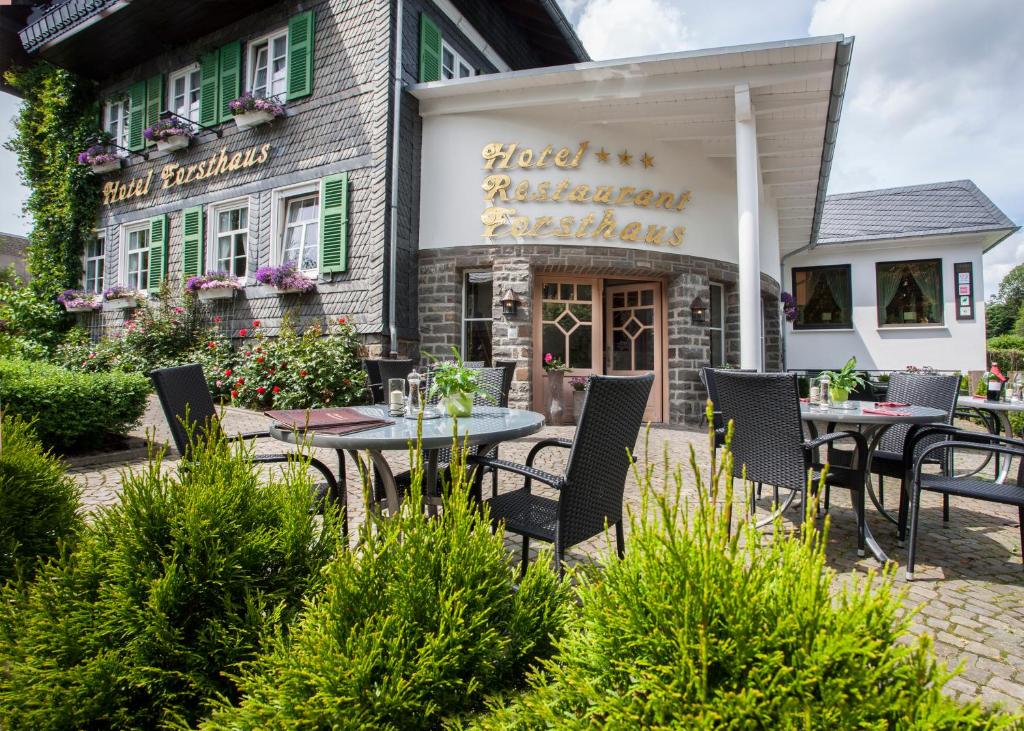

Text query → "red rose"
[300,369,308,377]
[224,368,232,377]
[257,387,266,394]
[213,315,222,323]
[269,368,275,375]
[208,341,217,349]
[237,377,245,385]
[239,328,248,337]
[343,378,351,385]
[230,390,238,399]
[256,357,264,364]
[253,319,261,327]
[245,351,252,357]
[338,317,346,324]
[272,385,281,394]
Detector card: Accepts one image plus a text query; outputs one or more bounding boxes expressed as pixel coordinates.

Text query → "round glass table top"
[268,405,546,451]
[800,401,947,425]
[957,396,1024,413]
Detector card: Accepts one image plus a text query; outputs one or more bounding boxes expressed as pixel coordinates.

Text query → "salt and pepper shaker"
[406,370,423,418]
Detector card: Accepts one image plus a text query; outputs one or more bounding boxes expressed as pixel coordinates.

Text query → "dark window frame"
[874,257,944,327]
[791,264,853,331]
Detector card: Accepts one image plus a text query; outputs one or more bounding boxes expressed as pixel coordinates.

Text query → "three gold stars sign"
[595,147,654,168]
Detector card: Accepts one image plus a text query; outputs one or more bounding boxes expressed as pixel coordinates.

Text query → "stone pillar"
[491,252,533,409]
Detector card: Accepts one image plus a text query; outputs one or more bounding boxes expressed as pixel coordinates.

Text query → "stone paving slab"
[68,397,1024,711]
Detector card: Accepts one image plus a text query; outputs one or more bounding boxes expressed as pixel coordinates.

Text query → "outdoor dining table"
[956,396,1024,483]
[801,401,947,564]
[268,405,546,515]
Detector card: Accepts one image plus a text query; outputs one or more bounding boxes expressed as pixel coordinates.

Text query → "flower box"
[272,285,314,295]
[234,110,277,130]
[156,135,191,153]
[90,159,121,174]
[65,304,101,314]
[103,296,138,311]
[197,287,238,301]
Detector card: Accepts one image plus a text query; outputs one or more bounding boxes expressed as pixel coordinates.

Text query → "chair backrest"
[376,359,415,403]
[879,371,961,457]
[713,371,807,492]
[150,364,220,457]
[363,359,384,404]
[472,367,505,406]
[701,367,754,427]
[495,360,517,407]
[559,373,654,548]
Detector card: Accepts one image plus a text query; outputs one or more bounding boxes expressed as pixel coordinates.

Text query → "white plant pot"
[233,110,276,130]
[90,159,121,174]
[198,287,237,301]
[65,304,100,314]
[156,135,191,152]
[103,297,138,311]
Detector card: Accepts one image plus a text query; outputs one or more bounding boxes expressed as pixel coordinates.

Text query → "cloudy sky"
[0,0,1020,293]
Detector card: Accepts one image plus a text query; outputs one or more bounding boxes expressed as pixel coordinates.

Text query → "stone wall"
[419,243,782,424]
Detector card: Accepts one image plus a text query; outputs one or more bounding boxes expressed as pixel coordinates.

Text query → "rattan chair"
[468,373,654,578]
[713,371,869,545]
[700,367,754,448]
[366,359,414,403]
[149,364,345,533]
[903,425,1024,580]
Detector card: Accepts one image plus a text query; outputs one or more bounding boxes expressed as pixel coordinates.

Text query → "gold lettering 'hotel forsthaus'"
[1,2,1016,424]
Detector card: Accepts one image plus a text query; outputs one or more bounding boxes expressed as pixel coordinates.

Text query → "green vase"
[829,386,849,403]
[441,391,473,418]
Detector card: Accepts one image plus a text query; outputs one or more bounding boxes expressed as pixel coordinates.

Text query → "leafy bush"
[0,428,342,728]
[0,358,149,451]
[469,428,1019,729]
[0,278,63,356]
[202,443,570,729]
[229,317,367,409]
[0,415,81,583]
[987,334,1024,352]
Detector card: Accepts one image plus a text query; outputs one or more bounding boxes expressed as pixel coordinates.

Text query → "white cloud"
[808,0,1024,296]
[574,0,692,59]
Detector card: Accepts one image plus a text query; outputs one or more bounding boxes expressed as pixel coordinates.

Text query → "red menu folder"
[265,408,392,435]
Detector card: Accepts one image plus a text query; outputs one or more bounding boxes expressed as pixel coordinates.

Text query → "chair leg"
[856,483,866,556]
[823,485,831,512]
[942,494,950,524]
[906,484,924,581]
[520,535,530,578]
[615,521,625,559]
[772,484,779,509]
[554,545,565,580]
[1019,506,1024,566]
[897,476,910,546]
[877,476,884,510]
[337,450,348,541]
[491,467,499,498]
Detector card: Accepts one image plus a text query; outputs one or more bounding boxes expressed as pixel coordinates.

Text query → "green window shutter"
[181,206,205,278]
[144,74,163,146]
[217,40,242,123]
[319,172,348,274]
[126,80,146,151]
[286,10,314,101]
[419,13,441,82]
[147,214,168,291]
[198,51,219,127]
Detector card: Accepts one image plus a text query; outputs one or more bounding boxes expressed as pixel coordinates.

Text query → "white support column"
[734,83,763,371]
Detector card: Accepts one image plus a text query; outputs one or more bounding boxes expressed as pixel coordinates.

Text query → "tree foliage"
[987,263,1024,339]
[3,63,100,343]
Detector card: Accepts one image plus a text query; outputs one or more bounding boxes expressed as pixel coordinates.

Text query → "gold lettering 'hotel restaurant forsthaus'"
[2,1,1015,424]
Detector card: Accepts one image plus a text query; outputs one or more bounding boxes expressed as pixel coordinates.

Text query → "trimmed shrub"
[0,415,81,583]
[229,316,367,410]
[201,444,570,730]
[0,428,343,729]
[469,430,1020,729]
[0,358,150,451]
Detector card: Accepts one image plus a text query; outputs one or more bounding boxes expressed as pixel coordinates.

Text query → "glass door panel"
[604,282,663,422]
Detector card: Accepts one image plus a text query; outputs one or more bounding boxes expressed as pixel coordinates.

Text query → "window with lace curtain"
[791,265,852,330]
[876,258,943,326]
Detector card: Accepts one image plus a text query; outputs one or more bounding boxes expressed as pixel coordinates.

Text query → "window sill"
[790,327,854,333]
[877,325,948,332]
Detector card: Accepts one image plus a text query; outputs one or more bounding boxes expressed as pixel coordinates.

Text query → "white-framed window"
[708,283,724,367]
[103,97,130,154]
[271,182,320,273]
[462,270,493,365]
[121,221,150,291]
[247,29,288,99]
[208,198,249,277]
[441,41,474,80]
[168,64,201,122]
[83,231,106,294]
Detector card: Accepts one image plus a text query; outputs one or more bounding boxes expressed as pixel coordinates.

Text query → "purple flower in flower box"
[254,261,316,293]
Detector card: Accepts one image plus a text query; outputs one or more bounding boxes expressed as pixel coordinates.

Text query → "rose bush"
[230,317,366,409]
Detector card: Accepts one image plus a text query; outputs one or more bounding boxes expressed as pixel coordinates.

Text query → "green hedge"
[0,415,82,584]
[0,359,150,452]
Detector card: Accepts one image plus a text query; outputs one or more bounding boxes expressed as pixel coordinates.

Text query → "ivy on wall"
[3,64,100,344]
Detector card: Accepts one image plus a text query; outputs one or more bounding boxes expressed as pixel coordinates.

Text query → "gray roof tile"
[816,180,1017,245]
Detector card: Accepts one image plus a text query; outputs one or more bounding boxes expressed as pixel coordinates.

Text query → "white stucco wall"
[419,110,783,280]
[783,235,988,372]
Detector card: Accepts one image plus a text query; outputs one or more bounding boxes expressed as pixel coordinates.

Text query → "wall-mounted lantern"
[500,288,522,317]
[690,296,707,325]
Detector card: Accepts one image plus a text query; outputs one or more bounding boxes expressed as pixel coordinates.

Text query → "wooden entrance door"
[604,282,663,422]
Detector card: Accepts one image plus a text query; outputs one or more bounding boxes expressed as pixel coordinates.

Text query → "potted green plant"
[426,348,480,418]
[820,356,866,406]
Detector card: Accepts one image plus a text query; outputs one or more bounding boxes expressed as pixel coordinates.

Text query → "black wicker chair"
[468,373,654,578]
[903,425,1024,580]
[150,364,345,533]
[366,359,414,403]
[488,360,518,498]
[363,359,384,404]
[713,371,870,548]
[700,367,754,448]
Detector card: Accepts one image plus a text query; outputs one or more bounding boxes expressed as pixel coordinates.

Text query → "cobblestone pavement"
[69,397,1024,710]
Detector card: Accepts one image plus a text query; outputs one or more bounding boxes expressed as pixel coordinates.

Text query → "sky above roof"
[0,0,1020,294]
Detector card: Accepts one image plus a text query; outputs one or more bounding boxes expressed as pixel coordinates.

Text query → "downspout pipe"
[387,0,404,357]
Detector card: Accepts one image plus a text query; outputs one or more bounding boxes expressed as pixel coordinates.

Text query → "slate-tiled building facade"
[12,0,585,353]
